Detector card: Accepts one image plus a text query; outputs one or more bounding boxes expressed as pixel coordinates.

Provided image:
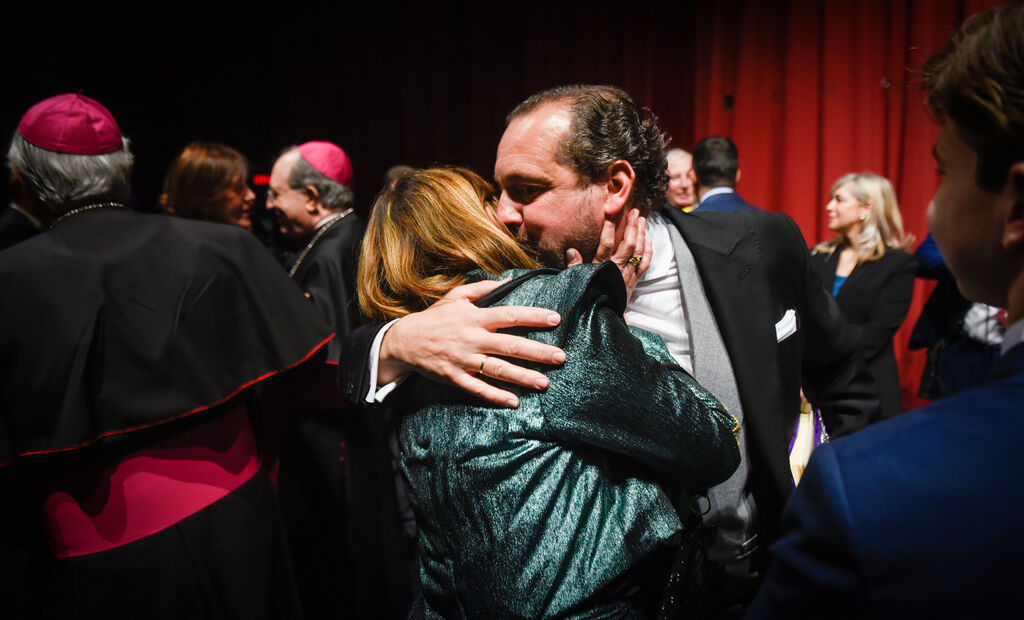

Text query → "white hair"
[666,148,692,163]
[7,132,134,214]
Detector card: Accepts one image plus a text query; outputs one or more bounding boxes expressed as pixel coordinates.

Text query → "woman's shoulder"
[809,247,833,262]
[809,245,838,271]
[885,246,916,262]
[876,247,918,270]
[482,263,627,315]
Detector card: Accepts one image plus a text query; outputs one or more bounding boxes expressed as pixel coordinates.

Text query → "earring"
[859,213,866,221]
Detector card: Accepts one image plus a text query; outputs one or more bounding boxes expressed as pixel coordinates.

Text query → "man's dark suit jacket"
[340,205,880,574]
[658,207,879,552]
[811,248,917,418]
[746,342,1024,619]
[692,189,759,212]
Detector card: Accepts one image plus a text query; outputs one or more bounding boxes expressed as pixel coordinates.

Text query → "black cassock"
[0,206,333,619]
[282,212,412,619]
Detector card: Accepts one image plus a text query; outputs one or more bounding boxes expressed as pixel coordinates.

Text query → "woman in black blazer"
[811,172,916,418]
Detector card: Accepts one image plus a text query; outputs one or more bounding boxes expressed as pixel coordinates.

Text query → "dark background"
[1,0,1002,409]
[2,1,694,220]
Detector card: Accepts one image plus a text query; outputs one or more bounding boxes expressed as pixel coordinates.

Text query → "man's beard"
[515,231,563,269]
[512,210,602,269]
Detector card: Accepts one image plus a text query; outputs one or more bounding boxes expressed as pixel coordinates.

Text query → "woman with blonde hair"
[358,166,740,618]
[811,172,917,418]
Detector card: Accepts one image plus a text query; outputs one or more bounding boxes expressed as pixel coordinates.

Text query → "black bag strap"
[658,510,716,620]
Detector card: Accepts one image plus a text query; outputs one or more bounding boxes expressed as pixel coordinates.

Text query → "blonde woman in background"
[811,172,917,418]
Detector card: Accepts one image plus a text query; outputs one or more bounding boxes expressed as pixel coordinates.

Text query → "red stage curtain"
[684,0,1002,411]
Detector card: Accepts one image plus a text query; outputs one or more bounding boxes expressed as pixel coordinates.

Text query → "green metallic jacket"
[396,263,741,618]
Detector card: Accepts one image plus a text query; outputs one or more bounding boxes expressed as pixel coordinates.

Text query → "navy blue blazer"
[746,343,1024,619]
[693,190,759,212]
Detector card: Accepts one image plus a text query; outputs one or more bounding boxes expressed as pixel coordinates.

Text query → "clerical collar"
[313,208,354,231]
[313,212,342,230]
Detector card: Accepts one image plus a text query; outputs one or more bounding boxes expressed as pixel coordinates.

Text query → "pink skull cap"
[18,93,122,155]
[297,141,353,187]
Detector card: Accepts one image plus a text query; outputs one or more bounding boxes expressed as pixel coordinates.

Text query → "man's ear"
[1003,162,1024,250]
[304,185,321,213]
[602,159,635,218]
[735,168,742,186]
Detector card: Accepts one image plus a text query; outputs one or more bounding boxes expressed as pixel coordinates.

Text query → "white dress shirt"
[623,211,693,374]
[365,319,404,403]
[964,303,1006,347]
[698,186,735,205]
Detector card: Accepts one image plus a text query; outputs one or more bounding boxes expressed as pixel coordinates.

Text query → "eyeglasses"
[266,186,292,203]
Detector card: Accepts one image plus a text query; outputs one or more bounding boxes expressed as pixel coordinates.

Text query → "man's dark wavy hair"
[507,85,668,214]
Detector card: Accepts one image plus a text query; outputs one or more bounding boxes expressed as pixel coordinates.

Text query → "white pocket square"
[775,309,798,342]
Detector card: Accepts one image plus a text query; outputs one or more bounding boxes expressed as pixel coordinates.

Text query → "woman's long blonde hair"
[358,166,538,320]
[812,172,906,263]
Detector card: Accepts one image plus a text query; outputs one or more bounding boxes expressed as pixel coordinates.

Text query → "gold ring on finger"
[478,355,489,375]
[628,255,642,266]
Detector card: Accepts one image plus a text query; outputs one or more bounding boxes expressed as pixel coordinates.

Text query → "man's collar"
[659,203,746,256]
[698,186,735,203]
[312,210,338,230]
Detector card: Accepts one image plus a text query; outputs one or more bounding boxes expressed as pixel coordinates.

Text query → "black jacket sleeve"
[338,323,388,406]
[787,221,883,437]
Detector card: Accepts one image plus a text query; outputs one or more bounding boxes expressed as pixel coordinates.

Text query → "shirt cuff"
[366,318,407,403]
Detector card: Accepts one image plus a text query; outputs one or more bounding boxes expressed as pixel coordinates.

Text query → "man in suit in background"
[691,135,760,213]
[342,84,880,616]
[746,3,1024,616]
